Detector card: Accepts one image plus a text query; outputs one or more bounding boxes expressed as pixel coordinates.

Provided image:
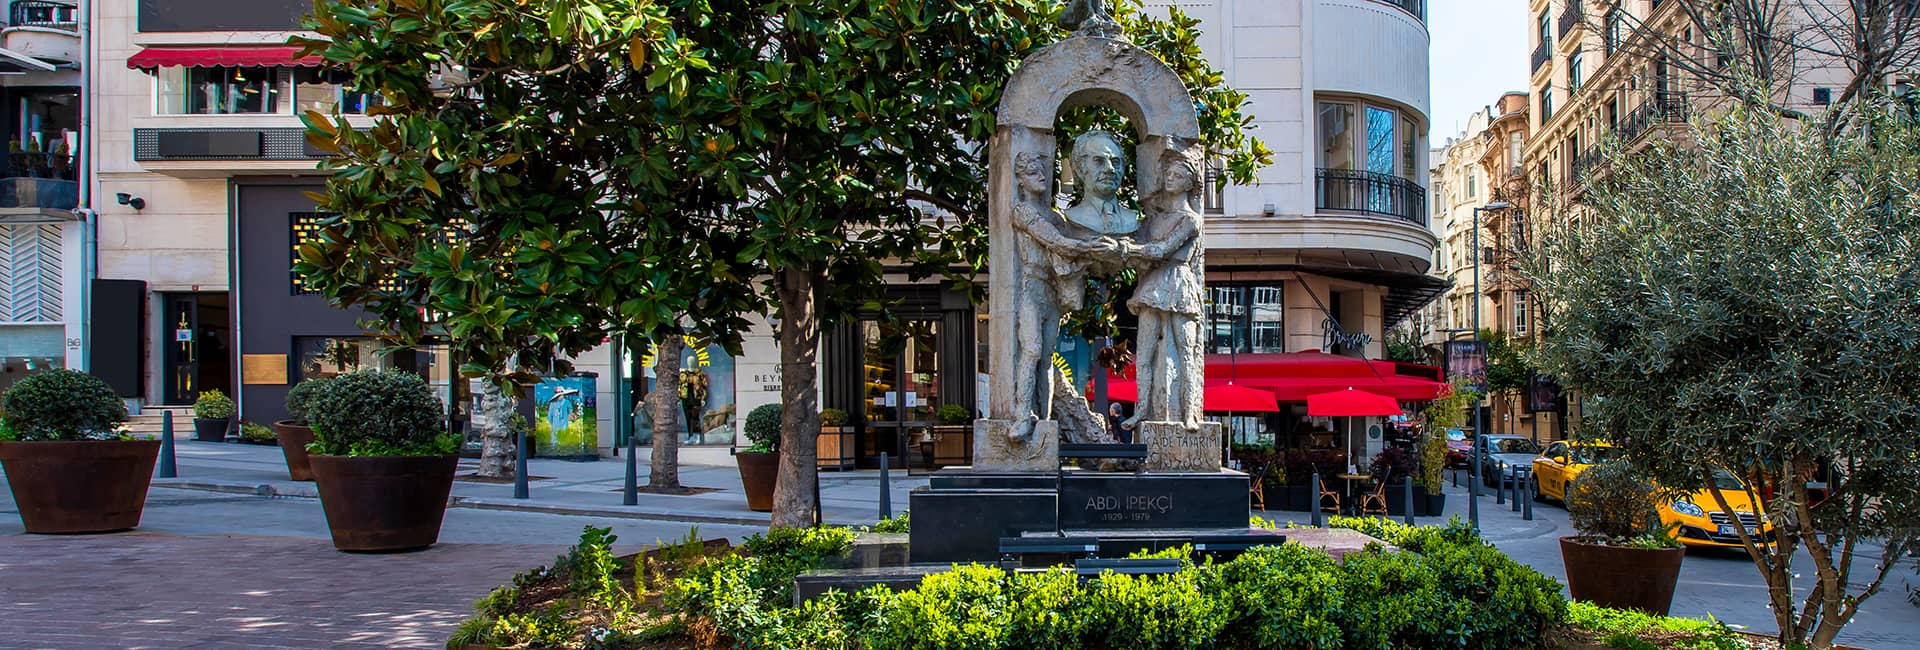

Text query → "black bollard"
[879,452,892,520]
[1310,469,1324,528]
[1512,471,1523,512]
[622,430,638,506]
[1402,478,1415,525]
[1522,471,1534,520]
[514,429,529,499]
[1495,464,1506,505]
[157,411,177,478]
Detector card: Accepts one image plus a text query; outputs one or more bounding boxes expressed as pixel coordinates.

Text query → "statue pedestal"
[1138,421,1224,472]
[971,419,1059,473]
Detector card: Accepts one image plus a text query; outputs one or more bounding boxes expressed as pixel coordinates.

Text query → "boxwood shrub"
[1,369,129,441]
[743,403,781,453]
[303,369,454,457]
[283,377,332,425]
[671,517,1569,650]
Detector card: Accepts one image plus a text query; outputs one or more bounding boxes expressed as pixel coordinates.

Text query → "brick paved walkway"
[0,533,560,649]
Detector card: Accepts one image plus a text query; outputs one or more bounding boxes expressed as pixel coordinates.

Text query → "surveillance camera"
[116,193,146,210]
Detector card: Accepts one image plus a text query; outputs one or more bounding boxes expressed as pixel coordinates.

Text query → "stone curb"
[149,479,868,529]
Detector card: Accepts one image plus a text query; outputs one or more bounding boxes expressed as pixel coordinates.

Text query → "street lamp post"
[1468,200,1511,529]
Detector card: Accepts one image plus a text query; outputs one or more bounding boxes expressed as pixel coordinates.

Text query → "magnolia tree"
[1526,97,1920,649]
[295,0,1269,528]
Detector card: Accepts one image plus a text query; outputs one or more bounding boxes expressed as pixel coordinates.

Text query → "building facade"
[0,0,83,394]
[87,0,1442,465]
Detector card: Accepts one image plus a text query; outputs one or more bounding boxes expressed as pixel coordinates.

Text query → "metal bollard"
[878,452,892,520]
[1310,469,1324,528]
[1512,471,1523,512]
[1495,464,1506,505]
[157,411,178,478]
[514,429,529,499]
[622,429,638,506]
[1402,478,1415,525]
[1522,471,1534,520]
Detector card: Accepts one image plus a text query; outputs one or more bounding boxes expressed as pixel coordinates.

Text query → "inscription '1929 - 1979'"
[1085,494,1174,522]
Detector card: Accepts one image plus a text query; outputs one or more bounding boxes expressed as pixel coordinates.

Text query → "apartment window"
[1465,170,1477,198]
[1207,284,1287,353]
[1569,51,1585,93]
[295,69,385,115]
[1540,88,1554,120]
[1317,102,1357,171]
[1507,132,1524,175]
[156,66,289,115]
[1513,292,1530,334]
[1320,99,1420,179]
[1813,87,1832,106]
[1538,12,1552,50]
[1400,116,1418,180]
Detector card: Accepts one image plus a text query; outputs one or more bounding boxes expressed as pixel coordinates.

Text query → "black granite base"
[908,468,1251,563]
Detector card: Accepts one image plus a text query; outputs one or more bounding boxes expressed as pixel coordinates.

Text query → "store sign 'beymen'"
[1322,318,1374,350]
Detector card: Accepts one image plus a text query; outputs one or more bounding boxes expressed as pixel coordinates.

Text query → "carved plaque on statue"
[242,353,289,385]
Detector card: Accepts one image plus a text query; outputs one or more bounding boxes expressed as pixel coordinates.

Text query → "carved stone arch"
[981,34,1203,433]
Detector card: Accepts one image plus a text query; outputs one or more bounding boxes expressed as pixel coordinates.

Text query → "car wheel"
[1531,477,1545,502]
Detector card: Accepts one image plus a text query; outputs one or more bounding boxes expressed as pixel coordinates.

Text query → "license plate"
[1717,524,1737,536]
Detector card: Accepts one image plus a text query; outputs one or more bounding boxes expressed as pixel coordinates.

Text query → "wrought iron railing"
[1531,40,1552,74]
[1569,146,1608,184]
[1558,0,1585,38]
[1315,168,1426,226]
[8,1,76,29]
[3,151,73,180]
[1615,91,1688,144]
[1369,0,1425,22]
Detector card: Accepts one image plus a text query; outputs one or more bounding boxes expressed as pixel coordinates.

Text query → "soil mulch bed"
[457,539,733,650]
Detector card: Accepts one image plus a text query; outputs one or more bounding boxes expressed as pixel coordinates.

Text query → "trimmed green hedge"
[670,518,1568,650]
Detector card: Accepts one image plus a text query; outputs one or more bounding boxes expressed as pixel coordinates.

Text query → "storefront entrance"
[859,320,940,469]
[160,292,232,405]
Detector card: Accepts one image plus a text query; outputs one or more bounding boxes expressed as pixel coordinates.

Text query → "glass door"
[861,320,940,468]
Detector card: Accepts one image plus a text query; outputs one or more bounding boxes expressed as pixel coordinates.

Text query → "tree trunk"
[474,380,516,479]
[771,265,821,529]
[648,334,684,489]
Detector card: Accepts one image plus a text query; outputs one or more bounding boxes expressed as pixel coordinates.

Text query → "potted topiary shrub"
[930,404,972,468]
[737,403,781,512]
[817,407,854,471]
[272,377,331,481]
[0,369,153,533]
[304,369,460,552]
[1418,427,1448,516]
[192,388,235,442]
[1561,459,1685,615]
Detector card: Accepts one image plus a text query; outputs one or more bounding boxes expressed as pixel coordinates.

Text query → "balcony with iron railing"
[1532,39,1552,75]
[1368,0,1426,22]
[1558,0,1584,38]
[1615,91,1689,144]
[1315,168,1427,227]
[8,1,74,30]
[0,149,76,211]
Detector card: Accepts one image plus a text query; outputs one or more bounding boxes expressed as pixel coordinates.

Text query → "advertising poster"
[635,339,737,446]
[1527,374,1562,413]
[1444,340,1488,391]
[534,374,598,459]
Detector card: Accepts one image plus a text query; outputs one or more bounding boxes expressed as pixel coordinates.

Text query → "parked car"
[1477,434,1541,486]
[1529,441,1622,501]
[1444,429,1472,468]
[1657,469,1776,549]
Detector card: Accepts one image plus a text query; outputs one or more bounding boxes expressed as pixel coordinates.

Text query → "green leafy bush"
[1,369,128,441]
[871,565,1011,650]
[743,403,781,453]
[1566,460,1672,545]
[871,511,911,533]
[192,389,235,420]
[818,408,849,427]
[1566,601,1743,650]
[283,377,331,425]
[936,404,972,426]
[303,369,454,457]
[1216,544,1345,649]
[239,421,276,444]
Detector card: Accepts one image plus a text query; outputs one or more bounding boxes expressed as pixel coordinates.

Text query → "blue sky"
[1427,0,1530,141]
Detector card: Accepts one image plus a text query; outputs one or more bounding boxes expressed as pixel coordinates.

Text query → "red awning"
[1307,388,1404,417]
[126,46,325,70]
[1098,351,1449,403]
[1101,380,1280,413]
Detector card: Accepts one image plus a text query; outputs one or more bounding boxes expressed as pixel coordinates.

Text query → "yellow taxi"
[1656,469,1775,549]
[1528,440,1620,501]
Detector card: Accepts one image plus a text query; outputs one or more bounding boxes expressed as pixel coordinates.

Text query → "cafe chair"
[1318,477,1341,514]
[1249,475,1266,512]
[1359,479,1389,516]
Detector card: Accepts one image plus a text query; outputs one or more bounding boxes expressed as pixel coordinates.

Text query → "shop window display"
[632,337,736,446]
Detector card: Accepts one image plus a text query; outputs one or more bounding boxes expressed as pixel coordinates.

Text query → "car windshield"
[1445,429,1466,442]
[1571,446,1620,464]
[1492,438,1538,454]
[1711,469,1746,491]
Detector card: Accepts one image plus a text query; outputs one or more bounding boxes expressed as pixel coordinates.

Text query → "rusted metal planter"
[309,454,458,552]
[735,451,779,512]
[1561,536,1685,615]
[0,439,160,534]
[271,421,316,481]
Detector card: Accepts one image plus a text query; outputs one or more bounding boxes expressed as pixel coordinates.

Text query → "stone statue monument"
[975,1,1223,473]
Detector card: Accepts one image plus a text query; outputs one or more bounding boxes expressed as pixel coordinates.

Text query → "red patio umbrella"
[1306,388,1404,417]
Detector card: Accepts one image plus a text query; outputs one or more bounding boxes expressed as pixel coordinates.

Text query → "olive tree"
[1526,95,1920,649]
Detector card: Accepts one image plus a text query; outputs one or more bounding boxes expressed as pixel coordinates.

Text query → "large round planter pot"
[308,454,458,552]
[271,421,316,481]
[735,451,779,512]
[192,417,229,442]
[0,439,161,534]
[1560,536,1686,615]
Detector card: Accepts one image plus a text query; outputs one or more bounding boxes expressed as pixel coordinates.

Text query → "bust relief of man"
[1063,131,1141,245]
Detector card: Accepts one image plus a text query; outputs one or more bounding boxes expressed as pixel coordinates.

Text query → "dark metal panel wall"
[137,0,310,32]
[89,279,146,397]
[233,183,373,424]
